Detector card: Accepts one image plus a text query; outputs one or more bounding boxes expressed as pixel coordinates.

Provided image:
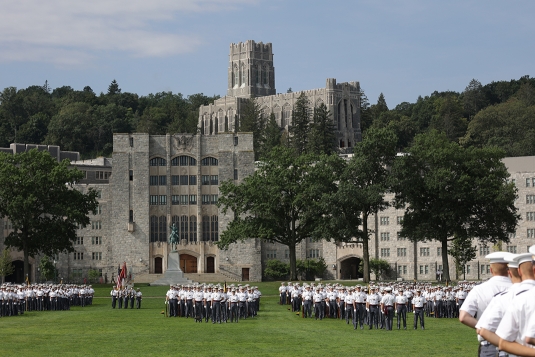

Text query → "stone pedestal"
[150,252,192,286]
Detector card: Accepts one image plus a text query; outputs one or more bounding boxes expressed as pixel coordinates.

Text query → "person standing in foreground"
[395,288,408,330]
[459,252,512,357]
[412,289,426,329]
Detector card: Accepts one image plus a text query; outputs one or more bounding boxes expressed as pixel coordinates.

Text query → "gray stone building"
[199,40,362,149]
[2,41,534,284]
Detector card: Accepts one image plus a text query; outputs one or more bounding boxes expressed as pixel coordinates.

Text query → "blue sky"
[1,0,534,108]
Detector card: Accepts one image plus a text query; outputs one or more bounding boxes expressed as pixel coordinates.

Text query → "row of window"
[380,216,404,226]
[73,252,103,261]
[149,156,219,167]
[150,195,219,205]
[150,175,219,186]
[150,215,219,242]
[75,237,102,245]
[96,171,111,180]
[526,178,535,187]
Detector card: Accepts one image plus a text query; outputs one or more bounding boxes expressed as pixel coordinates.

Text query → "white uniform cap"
[513,252,535,266]
[529,245,535,255]
[505,253,519,268]
[485,251,510,264]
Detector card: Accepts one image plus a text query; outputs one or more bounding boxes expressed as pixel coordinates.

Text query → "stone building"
[198,40,362,149]
[2,41,534,284]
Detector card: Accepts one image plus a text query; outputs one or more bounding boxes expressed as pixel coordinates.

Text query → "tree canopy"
[391,130,519,282]
[217,146,340,280]
[0,149,99,278]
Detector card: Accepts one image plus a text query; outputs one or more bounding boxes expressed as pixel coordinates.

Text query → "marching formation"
[0,283,94,317]
[110,286,143,309]
[163,284,261,323]
[280,280,476,331]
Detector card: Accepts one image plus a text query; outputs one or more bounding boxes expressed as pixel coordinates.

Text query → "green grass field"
[1,282,477,357]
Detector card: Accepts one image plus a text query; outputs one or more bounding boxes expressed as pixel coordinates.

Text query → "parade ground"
[1,282,475,357]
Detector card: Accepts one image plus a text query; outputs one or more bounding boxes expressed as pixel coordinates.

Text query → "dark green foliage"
[260,113,282,158]
[289,93,311,155]
[323,126,397,283]
[0,149,100,278]
[38,255,57,282]
[369,258,391,281]
[217,146,340,280]
[264,260,290,280]
[0,248,14,283]
[307,103,336,155]
[448,237,477,280]
[239,97,266,160]
[391,130,519,282]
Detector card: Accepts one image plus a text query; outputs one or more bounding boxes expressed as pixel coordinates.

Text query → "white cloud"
[0,0,255,65]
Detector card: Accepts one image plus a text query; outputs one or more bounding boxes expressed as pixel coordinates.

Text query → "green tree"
[259,113,282,159]
[88,269,101,283]
[462,79,486,119]
[239,97,266,160]
[0,149,99,278]
[217,146,339,280]
[107,79,121,95]
[369,258,391,281]
[0,248,14,283]
[460,98,535,156]
[307,103,336,155]
[263,260,289,280]
[289,93,311,155]
[324,126,397,283]
[391,130,519,282]
[448,236,477,280]
[38,255,57,282]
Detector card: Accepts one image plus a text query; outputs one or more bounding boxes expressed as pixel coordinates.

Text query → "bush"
[264,260,289,280]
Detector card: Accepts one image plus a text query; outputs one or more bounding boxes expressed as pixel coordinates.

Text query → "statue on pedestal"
[169,224,179,252]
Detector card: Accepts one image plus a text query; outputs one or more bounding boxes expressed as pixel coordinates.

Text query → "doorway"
[242,268,249,281]
[180,254,197,273]
[154,257,163,274]
[206,257,215,273]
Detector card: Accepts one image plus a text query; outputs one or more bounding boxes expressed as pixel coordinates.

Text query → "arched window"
[158,216,167,242]
[180,215,188,240]
[241,63,245,85]
[201,157,218,166]
[256,64,261,85]
[211,215,219,242]
[189,215,197,242]
[202,216,210,241]
[234,64,239,87]
[150,157,166,166]
[262,65,268,85]
[171,156,196,166]
[150,216,167,242]
[150,215,158,242]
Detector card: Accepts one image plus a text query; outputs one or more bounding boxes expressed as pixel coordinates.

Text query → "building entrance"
[340,257,361,280]
[180,254,197,273]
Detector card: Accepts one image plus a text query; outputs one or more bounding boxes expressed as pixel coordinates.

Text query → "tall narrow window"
[189,215,197,242]
[129,137,134,147]
[129,170,133,181]
[129,210,133,223]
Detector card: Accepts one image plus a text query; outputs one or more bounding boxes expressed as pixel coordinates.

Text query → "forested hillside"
[0,80,219,158]
[1,76,534,159]
[362,76,535,156]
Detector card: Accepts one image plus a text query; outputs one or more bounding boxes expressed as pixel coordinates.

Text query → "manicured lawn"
[1,282,477,357]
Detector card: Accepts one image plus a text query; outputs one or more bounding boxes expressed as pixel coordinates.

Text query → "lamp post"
[53,259,57,284]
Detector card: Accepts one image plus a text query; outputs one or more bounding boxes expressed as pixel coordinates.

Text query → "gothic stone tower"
[227,40,276,98]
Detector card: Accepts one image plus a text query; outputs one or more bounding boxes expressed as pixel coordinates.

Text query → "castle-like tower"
[227,40,276,98]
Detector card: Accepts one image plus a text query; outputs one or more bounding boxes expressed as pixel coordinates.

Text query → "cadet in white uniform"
[460,252,512,357]
[496,252,535,355]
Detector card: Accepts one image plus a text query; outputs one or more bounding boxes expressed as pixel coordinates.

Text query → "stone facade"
[199,40,362,150]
